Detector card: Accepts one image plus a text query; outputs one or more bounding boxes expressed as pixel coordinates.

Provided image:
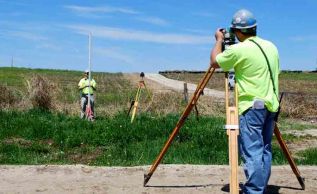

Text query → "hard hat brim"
[231,23,257,29]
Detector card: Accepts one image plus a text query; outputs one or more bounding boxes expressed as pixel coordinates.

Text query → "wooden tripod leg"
[131,86,141,123]
[226,107,239,194]
[142,81,151,99]
[143,66,216,186]
[127,101,135,116]
[225,73,239,194]
[274,124,305,190]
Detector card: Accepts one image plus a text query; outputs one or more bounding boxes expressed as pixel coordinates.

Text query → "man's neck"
[240,35,255,42]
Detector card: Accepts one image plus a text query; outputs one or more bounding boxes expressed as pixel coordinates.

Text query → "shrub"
[26,75,54,110]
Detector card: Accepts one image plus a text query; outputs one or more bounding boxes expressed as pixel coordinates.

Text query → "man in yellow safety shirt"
[210,9,280,194]
[78,70,97,119]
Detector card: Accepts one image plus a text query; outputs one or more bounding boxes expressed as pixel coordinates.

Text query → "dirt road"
[1,164,316,194]
[145,73,224,98]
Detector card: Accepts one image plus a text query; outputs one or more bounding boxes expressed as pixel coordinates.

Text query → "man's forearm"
[210,40,223,68]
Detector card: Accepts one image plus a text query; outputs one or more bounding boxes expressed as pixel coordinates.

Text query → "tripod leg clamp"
[224,125,239,129]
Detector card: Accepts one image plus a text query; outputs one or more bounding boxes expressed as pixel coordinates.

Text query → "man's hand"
[215,28,224,42]
[210,28,224,68]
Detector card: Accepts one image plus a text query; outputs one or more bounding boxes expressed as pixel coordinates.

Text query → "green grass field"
[0,109,300,166]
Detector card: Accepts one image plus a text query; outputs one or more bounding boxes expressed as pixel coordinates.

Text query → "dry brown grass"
[2,69,315,120]
[0,85,17,109]
[26,75,58,110]
[161,72,317,119]
[162,72,225,91]
[282,93,317,119]
[143,91,184,115]
[133,90,225,117]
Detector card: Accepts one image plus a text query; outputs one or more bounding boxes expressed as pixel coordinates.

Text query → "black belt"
[82,94,93,97]
[241,107,251,115]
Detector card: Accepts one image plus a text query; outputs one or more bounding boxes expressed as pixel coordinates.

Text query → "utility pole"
[11,56,14,68]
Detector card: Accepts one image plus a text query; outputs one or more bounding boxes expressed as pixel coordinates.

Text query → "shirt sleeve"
[92,80,96,88]
[215,47,237,72]
[78,79,84,87]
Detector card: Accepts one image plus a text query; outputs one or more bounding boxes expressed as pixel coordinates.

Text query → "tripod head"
[140,72,145,80]
[220,28,236,90]
[221,28,236,51]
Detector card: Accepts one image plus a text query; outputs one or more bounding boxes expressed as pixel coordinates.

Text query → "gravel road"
[145,73,224,98]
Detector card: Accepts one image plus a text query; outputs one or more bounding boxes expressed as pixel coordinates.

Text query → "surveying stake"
[224,72,239,194]
[128,72,151,123]
[85,32,94,121]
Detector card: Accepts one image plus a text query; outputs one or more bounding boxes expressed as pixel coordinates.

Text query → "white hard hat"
[231,9,257,29]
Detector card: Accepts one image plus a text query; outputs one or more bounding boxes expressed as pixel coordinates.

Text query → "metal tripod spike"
[143,66,216,186]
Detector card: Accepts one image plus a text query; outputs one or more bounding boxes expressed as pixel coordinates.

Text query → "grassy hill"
[0,67,134,116]
[161,71,317,94]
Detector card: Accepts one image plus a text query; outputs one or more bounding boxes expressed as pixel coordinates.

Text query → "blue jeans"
[239,108,276,194]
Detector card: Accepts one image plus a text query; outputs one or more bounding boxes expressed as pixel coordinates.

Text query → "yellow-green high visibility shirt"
[78,78,97,95]
[216,36,280,115]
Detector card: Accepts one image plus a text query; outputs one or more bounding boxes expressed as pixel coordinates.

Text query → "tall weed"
[26,75,55,110]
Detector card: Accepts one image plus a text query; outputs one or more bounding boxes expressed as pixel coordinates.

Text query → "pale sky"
[0,0,316,72]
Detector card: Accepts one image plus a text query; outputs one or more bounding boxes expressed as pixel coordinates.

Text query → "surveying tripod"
[128,72,151,123]
[143,65,305,191]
